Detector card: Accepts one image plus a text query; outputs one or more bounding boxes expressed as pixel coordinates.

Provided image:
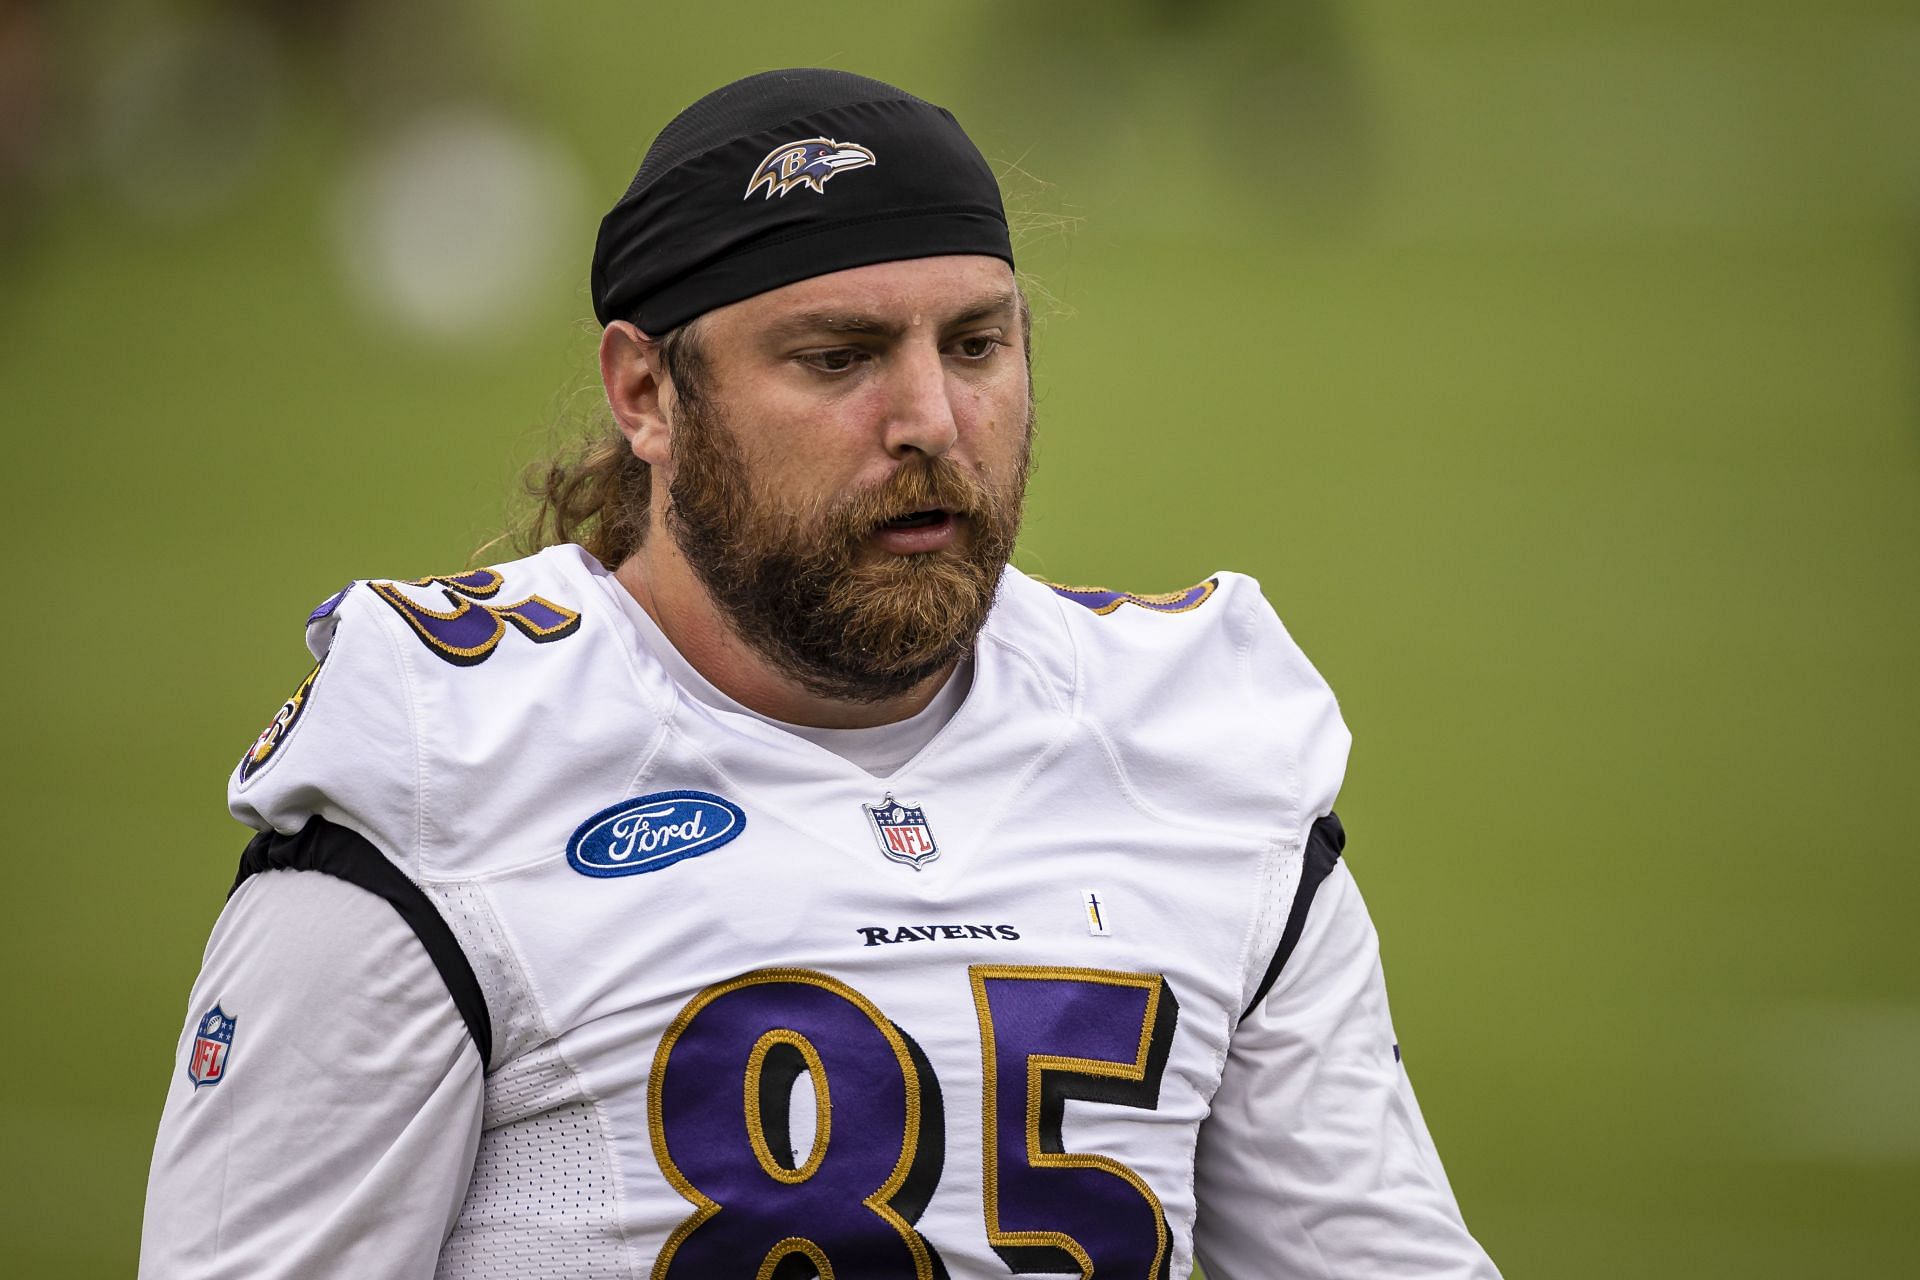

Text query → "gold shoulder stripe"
[1041,577,1219,616]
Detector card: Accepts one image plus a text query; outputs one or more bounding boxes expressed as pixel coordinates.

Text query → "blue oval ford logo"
[567,790,745,878]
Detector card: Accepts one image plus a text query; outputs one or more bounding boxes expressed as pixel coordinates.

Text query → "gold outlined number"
[648,966,1178,1279]
[647,969,945,1280]
[972,966,1178,1280]
[370,569,580,667]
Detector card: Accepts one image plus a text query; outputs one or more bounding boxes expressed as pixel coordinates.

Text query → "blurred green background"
[3,1,1915,1275]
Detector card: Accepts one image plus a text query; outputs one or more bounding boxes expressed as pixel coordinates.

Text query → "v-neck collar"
[555,550,1082,887]
[590,569,972,779]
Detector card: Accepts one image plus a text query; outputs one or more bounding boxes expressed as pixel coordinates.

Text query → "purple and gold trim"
[744,137,878,200]
[371,570,581,667]
[238,655,325,782]
[306,582,354,625]
[1044,578,1218,617]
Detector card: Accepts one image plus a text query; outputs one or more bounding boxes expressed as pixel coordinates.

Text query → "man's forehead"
[712,255,1019,336]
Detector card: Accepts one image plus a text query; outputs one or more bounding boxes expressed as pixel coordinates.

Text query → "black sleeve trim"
[230,816,493,1068]
[1241,811,1346,1021]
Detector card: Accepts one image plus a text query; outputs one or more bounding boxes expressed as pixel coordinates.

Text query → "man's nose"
[880,345,960,459]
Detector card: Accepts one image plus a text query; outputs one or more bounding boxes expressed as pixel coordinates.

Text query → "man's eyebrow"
[765,290,1021,342]
[944,289,1021,330]
[765,311,897,339]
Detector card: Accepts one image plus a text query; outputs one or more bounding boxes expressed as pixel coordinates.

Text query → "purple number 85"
[648,965,1178,1280]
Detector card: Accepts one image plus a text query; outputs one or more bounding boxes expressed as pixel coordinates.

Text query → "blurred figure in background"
[0,0,49,248]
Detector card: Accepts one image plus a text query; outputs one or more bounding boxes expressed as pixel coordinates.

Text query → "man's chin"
[837,551,975,601]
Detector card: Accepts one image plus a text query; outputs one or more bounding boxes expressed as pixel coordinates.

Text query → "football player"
[141,69,1501,1279]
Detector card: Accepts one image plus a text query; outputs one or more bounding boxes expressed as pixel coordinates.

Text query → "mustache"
[823,456,996,538]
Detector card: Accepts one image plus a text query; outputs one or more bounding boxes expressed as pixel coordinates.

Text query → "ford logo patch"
[567,790,746,878]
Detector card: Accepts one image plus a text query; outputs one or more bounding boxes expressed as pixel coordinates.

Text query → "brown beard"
[664,393,1032,704]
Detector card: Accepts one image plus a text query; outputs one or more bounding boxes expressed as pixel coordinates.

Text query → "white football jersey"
[141,545,1498,1279]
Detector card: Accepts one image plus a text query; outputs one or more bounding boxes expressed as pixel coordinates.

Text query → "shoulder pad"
[302,581,355,660]
[1042,577,1219,617]
[1037,570,1349,842]
[229,578,419,869]
[364,567,582,668]
[233,543,637,877]
[273,546,678,884]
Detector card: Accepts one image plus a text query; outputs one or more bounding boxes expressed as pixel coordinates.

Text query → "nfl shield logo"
[187,1005,236,1089]
[862,793,940,870]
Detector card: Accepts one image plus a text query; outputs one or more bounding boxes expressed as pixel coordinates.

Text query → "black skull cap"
[590,68,1013,332]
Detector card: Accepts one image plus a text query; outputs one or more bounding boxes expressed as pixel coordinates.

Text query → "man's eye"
[801,349,863,373]
[954,335,1003,359]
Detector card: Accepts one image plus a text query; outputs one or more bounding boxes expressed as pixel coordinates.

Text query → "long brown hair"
[503,322,707,568]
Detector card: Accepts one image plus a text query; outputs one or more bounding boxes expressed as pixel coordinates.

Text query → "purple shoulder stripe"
[1045,578,1219,616]
[369,568,581,667]
[306,583,354,625]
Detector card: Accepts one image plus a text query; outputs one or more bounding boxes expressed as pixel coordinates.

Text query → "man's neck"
[612,542,955,730]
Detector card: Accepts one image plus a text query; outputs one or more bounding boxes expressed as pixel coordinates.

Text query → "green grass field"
[2,3,1915,1274]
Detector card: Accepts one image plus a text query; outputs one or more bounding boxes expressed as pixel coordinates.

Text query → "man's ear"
[600,321,672,466]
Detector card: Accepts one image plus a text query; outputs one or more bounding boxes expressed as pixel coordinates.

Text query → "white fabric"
[1193,863,1492,1278]
[594,571,971,777]
[141,545,1498,1278]
[140,871,482,1280]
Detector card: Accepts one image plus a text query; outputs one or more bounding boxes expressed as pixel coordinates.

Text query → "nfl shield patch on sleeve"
[187,1005,236,1089]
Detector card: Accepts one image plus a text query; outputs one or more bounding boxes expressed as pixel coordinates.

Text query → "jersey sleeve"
[228,584,420,869]
[1192,862,1502,1279]
[1038,571,1352,871]
[140,869,483,1279]
[1237,576,1349,844]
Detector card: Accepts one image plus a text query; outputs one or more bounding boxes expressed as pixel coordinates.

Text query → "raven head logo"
[744,137,878,200]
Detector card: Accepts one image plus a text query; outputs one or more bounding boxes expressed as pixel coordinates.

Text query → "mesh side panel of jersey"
[436,1046,631,1279]
[427,881,551,1068]
[1238,836,1295,1017]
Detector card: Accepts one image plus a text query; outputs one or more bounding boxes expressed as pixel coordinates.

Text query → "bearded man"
[140,70,1500,1280]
